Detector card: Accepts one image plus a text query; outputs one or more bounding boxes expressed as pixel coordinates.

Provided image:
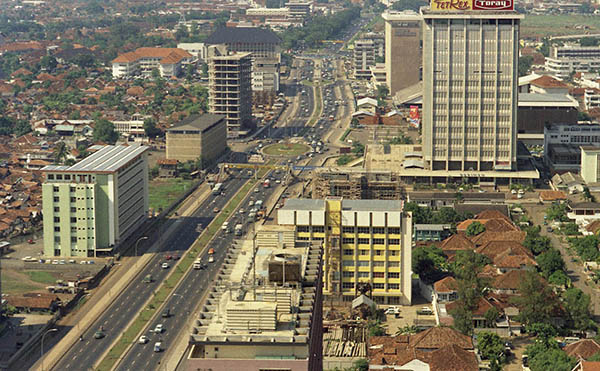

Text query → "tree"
[548,270,569,287]
[53,142,69,164]
[40,55,58,71]
[412,245,447,283]
[580,37,600,47]
[529,348,576,371]
[512,270,559,326]
[484,307,500,328]
[561,222,580,236]
[143,118,162,138]
[477,332,505,361]
[519,55,534,76]
[569,235,600,262]
[562,287,594,331]
[391,0,428,11]
[352,142,365,156]
[523,226,552,255]
[539,38,551,57]
[546,203,569,222]
[536,249,565,278]
[93,119,119,144]
[584,186,596,202]
[403,202,433,224]
[465,221,485,236]
[336,155,353,165]
[353,359,368,371]
[449,305,473,336]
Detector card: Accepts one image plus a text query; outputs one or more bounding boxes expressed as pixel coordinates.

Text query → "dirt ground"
[382,295,436,334]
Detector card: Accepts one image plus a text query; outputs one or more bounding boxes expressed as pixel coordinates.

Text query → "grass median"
[308,86,322,127]
[96,164,273,371]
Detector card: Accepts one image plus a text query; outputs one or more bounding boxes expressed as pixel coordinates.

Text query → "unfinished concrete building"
[312,168,404,200]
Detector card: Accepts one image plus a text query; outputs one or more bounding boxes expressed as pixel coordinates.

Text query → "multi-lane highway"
[51,176,249,371]
[115,170,286,370]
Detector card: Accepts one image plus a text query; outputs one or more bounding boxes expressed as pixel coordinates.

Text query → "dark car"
[162,308,171,318]
[94,331,105,339]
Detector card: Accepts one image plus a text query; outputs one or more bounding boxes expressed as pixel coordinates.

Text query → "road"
[115,171,286,370]
[50,177,248,371]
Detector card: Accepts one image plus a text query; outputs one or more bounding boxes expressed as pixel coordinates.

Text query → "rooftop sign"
[430,0,513,11]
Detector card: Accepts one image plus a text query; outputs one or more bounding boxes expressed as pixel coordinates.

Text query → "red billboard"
[473,0,514,10]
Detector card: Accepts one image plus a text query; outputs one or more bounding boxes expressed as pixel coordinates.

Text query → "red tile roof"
[580,361,600,371]
[531,75,570,89]
[112,47,192,64]
[471,230,526,246]
[564,339,600,360]
[434,276,457,293]
[540,190,567,202]
[440,234,475,252]
[476,241,533,260]
[493,270,528,290]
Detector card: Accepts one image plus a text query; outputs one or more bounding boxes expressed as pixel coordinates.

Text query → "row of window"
[342,271,400,278]
[297,226,401,234]
[342,260,400,267]
[53,196,93,203]
[342,282,400,290]
[54,236,94,243]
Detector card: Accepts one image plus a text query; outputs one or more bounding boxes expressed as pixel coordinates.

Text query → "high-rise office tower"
[382,10,422,96]
[422,3,523,172]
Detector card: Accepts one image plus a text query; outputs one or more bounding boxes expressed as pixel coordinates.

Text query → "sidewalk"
[34,183,211,371]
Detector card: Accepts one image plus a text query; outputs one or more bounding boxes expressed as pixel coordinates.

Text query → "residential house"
[439,234,475,259]
[572,361,600,371]
[493,270,528,295]
[433,276,457,303]
[539,190,568,203]
[470,230,526,247]
[564,339,600,360]
[5,294,60,312]
[157,159,178,178]
[568,202,600,225]
[552,172,585,194]
[413,224,451,242]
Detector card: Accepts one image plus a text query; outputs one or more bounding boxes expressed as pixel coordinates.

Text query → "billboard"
[430,0,513,11]
[409,106,420,128]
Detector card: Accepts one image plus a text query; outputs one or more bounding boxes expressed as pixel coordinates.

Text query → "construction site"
[311,168,405,200]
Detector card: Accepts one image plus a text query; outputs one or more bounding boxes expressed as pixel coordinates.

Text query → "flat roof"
[421,9,524,19]
[518,93,579,108]
[42,145,148,173]
[280,198,403,212]
[168,113,226,133]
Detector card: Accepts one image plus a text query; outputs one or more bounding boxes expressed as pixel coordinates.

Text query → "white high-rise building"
[422,6,523,172]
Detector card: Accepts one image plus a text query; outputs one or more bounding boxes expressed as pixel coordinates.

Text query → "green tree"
[484,307,500,328]
[412,245,447,283]
[580,37,600,47]
[519,55,534,76]
[529,348,576,371]
[40,55,58,71]
[352,141,365,156]
[536,249,565,278]
[523,226,552,255]
[53,141,69,164]
[548,270,569,287]
[391,0,428,11]
[465,221,485,236]
[93,119,119,144]
[449,305,473,336]
[477,332,505,361]
[336,154,353,165]
[546,203,569,222]
[569,235,600,261]
[561,222,580,236]
[143,118,162,138]
[539,38,551,57]
[353,359,368,371]
[562,287,594,331]
[512,270,558,326]
[584,186,596,202]
[403,202,433,224]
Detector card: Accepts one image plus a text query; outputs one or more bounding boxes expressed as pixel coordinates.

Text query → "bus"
[212,183,223,195]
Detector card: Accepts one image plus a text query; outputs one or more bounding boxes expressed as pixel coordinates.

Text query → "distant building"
[285,0,312,20]
[546,44,600,78]
[177,43,206,61]
[42,145,149,257]
[517,93,579,145]
[544,123,600,173]
[353,33,384,80]
[157,159,178,178]
[207,45,253,136]
[413,224,452,242]
[382,10,421,95]
[581,146,600,185]
[278,198,412,305]
[112,47,193,78]
[166,113,227,166]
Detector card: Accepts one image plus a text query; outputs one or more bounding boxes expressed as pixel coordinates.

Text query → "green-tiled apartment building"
[41,145,149,257]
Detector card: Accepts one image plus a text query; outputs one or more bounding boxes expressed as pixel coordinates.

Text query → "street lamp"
[41,328,58,371]
[135,236,149,257]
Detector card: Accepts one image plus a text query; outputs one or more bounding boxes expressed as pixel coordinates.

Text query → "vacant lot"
[522,15,600,38]
[149,178,194,213]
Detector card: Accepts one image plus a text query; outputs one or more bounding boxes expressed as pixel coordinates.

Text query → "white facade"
[177,43,206,61]
[545,45,600,78]
[246,7,290,17]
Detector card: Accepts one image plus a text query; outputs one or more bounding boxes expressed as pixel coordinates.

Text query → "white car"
[221,221,229,231]
[385,306,400,315]
[208,256,215,263]
[138,335,149,344]
[161,263,169,269]
[154,324,164,333]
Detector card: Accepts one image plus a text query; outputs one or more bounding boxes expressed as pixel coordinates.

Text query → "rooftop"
[168,113,226,132]
[205,27,282,45]
[42,145,148,174]
[280,198,404,212]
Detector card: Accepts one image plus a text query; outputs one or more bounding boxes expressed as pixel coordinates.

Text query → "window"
[388,261,400,268]
[312,226,325,233]
[388,239,400,245]
[373,272,384,278]
[313,236,324,241]
[389,228,401,234]
[373,227,385,234]
[343,249,353,256]
[359,249,369,255]
[342,282,355,289]
[70,197,76,202]
[54,226,60,232]
[48,174,54,180]
[297,226,309,232]
[342,226,355,233]
[358,238,370,244]
[70,186,75,192]
[389,250,399,256]
[71,237,77,243]
[358,227,370,234]
[343,261,354,267]
[373,261,384,267]
[70,217,77,223]
[388,284,400,290]
[53,217,60,223]
[343,271,354,278]
[388,272,400,279]
[342,237,355,244]
[54,236,60,243]
[71,207,76,213]
[373,238,385,245]
[54,207,59,212]
[374,250,383,256]
[358,272,369,278]
[54,197,59,202]
[357,261,369,267]
[297,237,309,241]
[53,186,59,192]
[373,283,385,289]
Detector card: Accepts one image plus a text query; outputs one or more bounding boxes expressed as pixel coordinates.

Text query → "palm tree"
[53,142,68,164]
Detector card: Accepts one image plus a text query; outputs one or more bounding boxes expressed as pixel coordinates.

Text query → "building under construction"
[312,168,404,200]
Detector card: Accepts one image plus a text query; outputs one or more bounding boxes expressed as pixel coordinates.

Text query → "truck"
[263,179,270,188]
[212,183,223,195]
[234,224,243,236]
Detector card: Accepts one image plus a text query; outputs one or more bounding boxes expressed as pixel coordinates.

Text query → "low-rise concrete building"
[166,114,227,167]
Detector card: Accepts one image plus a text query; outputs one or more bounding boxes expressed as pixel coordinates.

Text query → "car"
[154,324,164,333]
[138,335,149,344]
[511,189,517,194]
[254,188,259,193]
[94,331,105,339]
[384,306,400,315]
[80,260,87,264]
[59,259,66,264]
[546,226,553,233]
[172,254,179,260]
[87,260,95,264]
[418,307,433,315]
[27,239,34,244]
[165,254,172,260]
[161,262,169,269]
[68,259,76,264]
[154,342,162,352]
[208,256,215,263]
[221,221,229,230]
[162,308,171,318]
[21,256,33,262]
[213,207,220,213]
[239,208,245,214]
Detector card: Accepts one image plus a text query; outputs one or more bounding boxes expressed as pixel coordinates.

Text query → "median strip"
[96,164,273,371]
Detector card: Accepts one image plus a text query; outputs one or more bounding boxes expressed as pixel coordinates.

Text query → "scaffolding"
[312,168,404,200]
